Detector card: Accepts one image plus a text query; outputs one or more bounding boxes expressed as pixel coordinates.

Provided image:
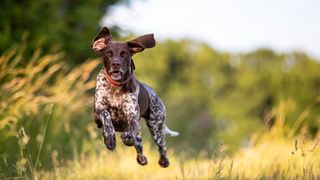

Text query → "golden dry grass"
[35,99,320,179]
[0,45,100,178]
[33,105,320,180]
[34,134,320,179]
[0,45,99,131]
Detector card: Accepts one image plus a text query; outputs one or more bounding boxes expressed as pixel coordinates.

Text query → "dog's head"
[92,27,156,82]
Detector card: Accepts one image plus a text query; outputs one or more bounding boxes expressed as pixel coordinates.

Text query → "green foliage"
[134,40,320,152]
[0,0,124,64]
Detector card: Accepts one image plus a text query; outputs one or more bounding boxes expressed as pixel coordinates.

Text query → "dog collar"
[103,68,132,86]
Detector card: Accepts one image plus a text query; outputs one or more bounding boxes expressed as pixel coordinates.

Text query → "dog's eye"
[106,51,113,57]
[120,51,128,58]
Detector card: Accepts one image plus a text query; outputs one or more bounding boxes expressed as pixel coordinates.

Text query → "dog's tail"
[165,125,179,137]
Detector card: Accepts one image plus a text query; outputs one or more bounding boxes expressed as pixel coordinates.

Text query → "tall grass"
[0,44,100,177]
[33,137,320,179]
[35,101,320,179]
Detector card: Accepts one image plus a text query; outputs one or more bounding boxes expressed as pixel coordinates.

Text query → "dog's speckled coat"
[92,27,178,167]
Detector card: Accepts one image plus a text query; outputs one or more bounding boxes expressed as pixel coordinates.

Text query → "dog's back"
[138,82,150,119]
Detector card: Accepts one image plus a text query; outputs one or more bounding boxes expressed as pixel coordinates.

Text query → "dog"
[92,27,179,168]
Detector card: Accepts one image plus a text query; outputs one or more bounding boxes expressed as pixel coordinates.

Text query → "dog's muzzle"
[108,68,124,81]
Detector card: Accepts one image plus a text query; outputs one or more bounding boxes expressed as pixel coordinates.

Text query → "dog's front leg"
[99,110,116,150]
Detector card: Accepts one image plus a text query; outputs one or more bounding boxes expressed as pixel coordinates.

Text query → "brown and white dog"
[92,27,179,167]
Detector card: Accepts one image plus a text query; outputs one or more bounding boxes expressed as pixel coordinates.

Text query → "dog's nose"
[111,61,121,68]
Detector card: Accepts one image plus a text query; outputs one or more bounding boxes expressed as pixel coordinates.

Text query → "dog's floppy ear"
[92,27,112,52]
[127,34,156,54]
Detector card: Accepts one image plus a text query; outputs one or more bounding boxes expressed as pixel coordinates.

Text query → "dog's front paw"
[103,133,116,151]
[121,132,135,146]
[137,155,148,165]
[159,156,169,168]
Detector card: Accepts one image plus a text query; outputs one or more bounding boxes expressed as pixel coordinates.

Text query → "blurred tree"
[0,0,127,65]
[134,40,320,153]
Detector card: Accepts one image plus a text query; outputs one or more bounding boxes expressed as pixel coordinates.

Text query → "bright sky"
[103,0,320,58]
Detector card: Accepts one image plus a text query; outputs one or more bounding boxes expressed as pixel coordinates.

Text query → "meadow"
[2,0,320,179]
[1,41,320,179]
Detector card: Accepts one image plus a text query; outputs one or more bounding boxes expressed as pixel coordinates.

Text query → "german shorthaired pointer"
[92,27,179,168]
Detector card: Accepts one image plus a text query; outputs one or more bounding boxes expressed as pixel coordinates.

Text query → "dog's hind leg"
[146,113,169,168]
[121,123,148,165]
[120,120,148,165]
[145,96,170,168]
[121,129,148,166]
[121,100,148,165]
[133,135,148,165]
[143,84,178,167]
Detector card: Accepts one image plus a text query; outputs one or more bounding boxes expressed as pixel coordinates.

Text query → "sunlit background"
[1,0,320,178]
[104,0,320,58]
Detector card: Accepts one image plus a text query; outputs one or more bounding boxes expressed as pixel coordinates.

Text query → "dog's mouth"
[109,69,124,81]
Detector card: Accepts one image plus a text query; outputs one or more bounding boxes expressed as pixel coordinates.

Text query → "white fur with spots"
[94,68,179,167]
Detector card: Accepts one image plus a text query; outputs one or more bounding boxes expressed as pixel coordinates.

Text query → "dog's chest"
[105,87,139,130]
[105,90,133,118]
[95,71,140,131]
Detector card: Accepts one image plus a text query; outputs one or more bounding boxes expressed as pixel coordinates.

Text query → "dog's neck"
[103,68,132,86]
[103,68,138,93]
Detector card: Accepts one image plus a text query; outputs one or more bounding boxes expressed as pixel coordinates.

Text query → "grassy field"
[4,131,320,179]
[1,45,320,179]
[35,132,320,179]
